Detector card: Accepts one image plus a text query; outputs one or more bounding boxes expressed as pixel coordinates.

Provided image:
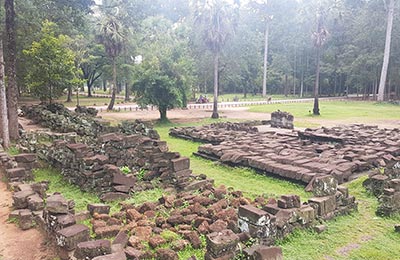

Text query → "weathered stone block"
[308,196,336,217]
[206,229,239,258]
[88,204,111,216]
[95,225,121,238]
[312,175,338,197]
[13,153,37,163]
[296,205,315,225]
[56,224,90,251]
[156,248,178,260]
[47,194,69,214]
[19,209,33,230]
[74,240,112,260]
[113,230,129,247]
[5,167,25,178]
[171,157,190,172]
[278,195,301,209]
[13,189,35,209]
[113,172,136,187]
[238,205,270,226]
[100,192,129,202]
[27,194,44,211]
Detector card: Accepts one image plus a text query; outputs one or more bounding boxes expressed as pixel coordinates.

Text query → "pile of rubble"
[65,175,354,259]
[0,152,38,183]
[169,121,261,144]
[169,124,400,185]
[1,144,358,259]
[363,161,400,216]
[271,110,294,129]
[21,104,107,137]
[42,132,211,200]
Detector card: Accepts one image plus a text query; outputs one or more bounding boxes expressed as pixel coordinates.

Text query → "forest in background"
[8,0,398,98]
[0,0,399,144]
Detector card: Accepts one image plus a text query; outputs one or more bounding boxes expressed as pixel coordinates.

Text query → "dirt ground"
[0,172,56,260]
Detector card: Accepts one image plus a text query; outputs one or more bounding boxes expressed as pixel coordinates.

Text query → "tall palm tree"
[0,40,10,148]
[195,0,238,119]
[377,0,395,101]
[312,6,328,115]
[98,1,125,110]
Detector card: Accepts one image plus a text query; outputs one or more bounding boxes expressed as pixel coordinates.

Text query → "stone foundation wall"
[363,161,400,216]
[271,111,294,129]
[172,124,400,185]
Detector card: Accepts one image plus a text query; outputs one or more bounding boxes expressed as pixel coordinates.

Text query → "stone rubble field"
[1,105,398,260]
[171,123,400,185]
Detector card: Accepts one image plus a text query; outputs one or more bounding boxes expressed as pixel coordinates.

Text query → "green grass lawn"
[249,101,400,121]
[33,168,101,212]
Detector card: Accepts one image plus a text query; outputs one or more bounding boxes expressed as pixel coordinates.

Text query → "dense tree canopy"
[23,21,82,103]
[0,0,398,120]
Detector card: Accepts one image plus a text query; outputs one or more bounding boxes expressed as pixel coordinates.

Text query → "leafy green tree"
[23,21,82,104]
[194,0,239,118]
[97,0,127,110]
[132,16,194,122]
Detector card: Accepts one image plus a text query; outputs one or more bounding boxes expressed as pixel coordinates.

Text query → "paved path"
[71,96,356,112]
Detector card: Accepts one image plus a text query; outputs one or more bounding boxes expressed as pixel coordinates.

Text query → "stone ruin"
[171,124,400,186]
[270,111,294,129]
[363,160,400,216]
[1,139,358,259]
[169,121,262,144]
[0,105,362,259]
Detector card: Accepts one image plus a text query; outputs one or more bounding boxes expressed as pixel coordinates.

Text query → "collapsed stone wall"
[18,104,211,198]
[363,161,400,216]
[271,110,294,129]
[41,133,208,199]
[172,124,400,185]
[1,143,358,259]
[21,104,160,140]
[170,121,261,144]
[1,105,362,259]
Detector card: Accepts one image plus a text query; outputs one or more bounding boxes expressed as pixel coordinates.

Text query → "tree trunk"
[262,21,270,98]
[159,107,168,122]
[103,79,107,92]
[0,40,10,149]
[211,53,219,119]
[293,48,297,96]
[107,57,117,110]
[5,0,18,140]
[313,45,321,115]
[125,82,129,102]
[284,74,288,97]
[66,86,72,102]
[377,0,394,101]
[88,80,92,97]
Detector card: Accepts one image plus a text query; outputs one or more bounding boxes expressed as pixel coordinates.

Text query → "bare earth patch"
[0,172,56,260]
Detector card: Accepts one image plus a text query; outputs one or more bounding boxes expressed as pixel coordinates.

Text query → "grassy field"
[249,101,400,121]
